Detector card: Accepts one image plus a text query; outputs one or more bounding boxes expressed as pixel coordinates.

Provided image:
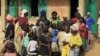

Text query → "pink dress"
[4,53,17,56]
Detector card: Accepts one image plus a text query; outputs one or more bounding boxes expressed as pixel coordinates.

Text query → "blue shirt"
[86,17,94,31]
[51,29,58,42]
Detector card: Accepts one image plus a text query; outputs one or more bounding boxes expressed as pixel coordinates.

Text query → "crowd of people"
[2,9,97,56]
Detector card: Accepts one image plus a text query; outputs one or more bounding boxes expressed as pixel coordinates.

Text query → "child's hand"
[71,44,77,48]
[62,41,69,46]
[2,30,5,33]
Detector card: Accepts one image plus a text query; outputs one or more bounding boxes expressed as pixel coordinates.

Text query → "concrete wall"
[79,0,85,16]
[47,0,70,21]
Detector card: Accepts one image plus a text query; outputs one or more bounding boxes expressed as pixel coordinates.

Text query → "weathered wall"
[47,0,70,21]
[79,0,85,16]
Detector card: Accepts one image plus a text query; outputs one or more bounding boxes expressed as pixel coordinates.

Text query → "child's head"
[28,32,37,41]
[70,24,79,35]
[63,17,68,21]
[5,41,16,53]
[52,11,57,19]
[6,14,13,23]
[58,22,65,31]
[23,24,30,33]
[65,25,70,33]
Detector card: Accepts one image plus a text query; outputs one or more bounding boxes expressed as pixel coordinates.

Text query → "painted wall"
[38,0,48,17]
[8,0,18,17]
[85,0,98,34]
[90,0,98,34]
[47,0,70,20]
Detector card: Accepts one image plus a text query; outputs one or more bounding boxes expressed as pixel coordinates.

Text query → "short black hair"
[58,22,65,31]
[5,42,16,53]
[52,11,57,16]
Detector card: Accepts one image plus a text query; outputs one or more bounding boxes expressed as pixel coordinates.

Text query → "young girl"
[51,24,59,56]
[70,24,82,56]
[4,41,17,56]
[20,24,30,56]
[79,19,89,53]
[27,32,38,56]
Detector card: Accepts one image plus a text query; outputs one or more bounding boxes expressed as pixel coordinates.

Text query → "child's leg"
[74,47,80,56]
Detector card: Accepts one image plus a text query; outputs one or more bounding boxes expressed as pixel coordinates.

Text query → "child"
[38,26,51,56]
[79,19,89,52]
[51,24,59,56]
[20,24,30,56]
[70,24,82,56]
[4,41,17,56]
[5,14,15,41]
[27,31,38,56]
[61,25,72,56]
[57,22,67,53]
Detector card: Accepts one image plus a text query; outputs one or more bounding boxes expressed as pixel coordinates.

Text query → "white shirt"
[27,40,38,52]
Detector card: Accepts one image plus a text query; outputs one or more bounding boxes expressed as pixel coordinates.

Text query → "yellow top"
[69,33,82,47]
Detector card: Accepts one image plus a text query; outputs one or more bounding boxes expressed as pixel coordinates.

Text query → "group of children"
[2,9,95,56]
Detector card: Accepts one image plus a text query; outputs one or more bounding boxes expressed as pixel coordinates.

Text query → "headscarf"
[71,18,78,24]
[21,9,28,17]
[70,24,79,31]
[6,14,13,21]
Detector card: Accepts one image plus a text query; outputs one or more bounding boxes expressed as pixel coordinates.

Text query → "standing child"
[57,22,67,54]
[61,25,72,56]
[20,24,30,56]
[70,24,82,56]
[51,24,59,56]
[79,19,89,52]
[4,41,17,56]
[38,26,51,56]
[27,32,38,56]
[5,14,15,41]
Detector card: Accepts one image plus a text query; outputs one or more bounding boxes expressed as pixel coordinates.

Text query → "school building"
[0,0,99,34]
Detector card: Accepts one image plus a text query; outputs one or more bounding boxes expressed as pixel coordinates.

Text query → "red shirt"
[15,16,28,26]
[79,23,88,39]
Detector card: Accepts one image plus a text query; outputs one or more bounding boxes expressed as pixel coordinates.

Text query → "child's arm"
[62,41,69,46]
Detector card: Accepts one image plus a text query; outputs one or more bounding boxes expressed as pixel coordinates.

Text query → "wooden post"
[1,0,6,29]
[18,0,21,16]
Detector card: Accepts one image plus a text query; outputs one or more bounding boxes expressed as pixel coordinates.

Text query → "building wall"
[47,0,70,21]
[0,0,6,30]
[79,0,85,16]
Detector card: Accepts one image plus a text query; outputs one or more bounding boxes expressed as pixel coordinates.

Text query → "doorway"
[31,0,38,16]
[70,0,79,18]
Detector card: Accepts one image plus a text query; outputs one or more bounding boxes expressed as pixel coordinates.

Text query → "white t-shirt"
[27,40,38,52]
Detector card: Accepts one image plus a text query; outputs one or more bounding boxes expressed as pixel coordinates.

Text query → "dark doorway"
[31,0,38,16]
[7,0,10,14]
[70,0,79,18]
